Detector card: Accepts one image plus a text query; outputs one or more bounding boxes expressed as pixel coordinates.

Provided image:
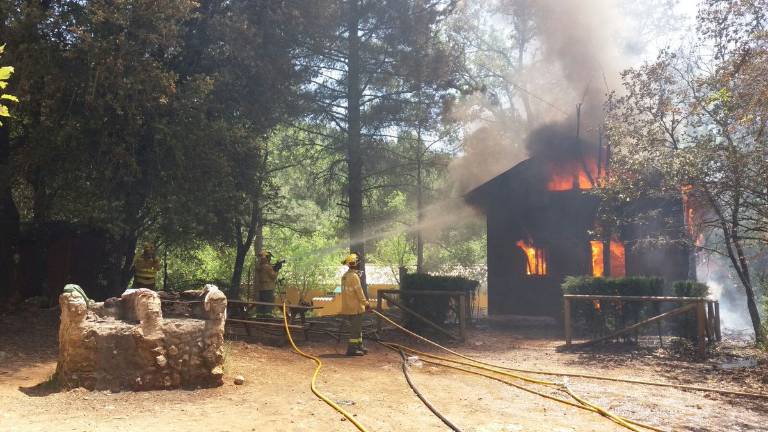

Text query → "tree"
[604,0,768,342]
[0,0,313,299]
[303,0,457,291]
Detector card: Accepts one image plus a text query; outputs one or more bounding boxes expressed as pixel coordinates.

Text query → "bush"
[672,280,710,297]
[400,273,478,333]
[561,276,664,341]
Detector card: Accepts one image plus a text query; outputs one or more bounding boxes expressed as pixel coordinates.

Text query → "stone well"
[56,285,227,391]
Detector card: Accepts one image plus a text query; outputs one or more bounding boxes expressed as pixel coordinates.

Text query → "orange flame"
[609,240,626,277]
[590,240,604,277]
[516,239,547,276]
[547,158,604,191]
[591,239,626,277]
[681,185,703,246]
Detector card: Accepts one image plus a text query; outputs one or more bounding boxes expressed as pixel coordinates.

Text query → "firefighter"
[340,252,369,356]
[133,242,161,289]
[253,250,280,314]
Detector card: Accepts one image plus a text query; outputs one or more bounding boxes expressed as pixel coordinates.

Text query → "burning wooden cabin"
[465,130,690,317]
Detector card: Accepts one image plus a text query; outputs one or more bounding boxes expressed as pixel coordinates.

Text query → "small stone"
[167,346,179,356]
[234,375,245,385]
[156,355,168,367]
[211,365,224,378]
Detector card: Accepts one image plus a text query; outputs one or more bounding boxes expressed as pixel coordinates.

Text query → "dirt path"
[1,309,766,432]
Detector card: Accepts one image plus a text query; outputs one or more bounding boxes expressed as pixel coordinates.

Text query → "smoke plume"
[449,0,626,194]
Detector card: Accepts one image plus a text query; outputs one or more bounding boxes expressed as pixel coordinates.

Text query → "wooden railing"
[563,294,721,358]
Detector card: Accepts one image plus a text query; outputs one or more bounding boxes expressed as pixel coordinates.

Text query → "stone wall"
[56,285,227,391]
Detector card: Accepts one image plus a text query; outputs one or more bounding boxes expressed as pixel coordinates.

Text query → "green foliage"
[265,206,341,299]
[561,276,664,340]
[163,244,237,292]
[401,273,479,332]
[0,44,17,125]
[672,280,710,298]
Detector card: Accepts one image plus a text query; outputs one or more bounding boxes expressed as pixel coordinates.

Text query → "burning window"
[590,241,604,277]
[516,240,547,276]
[547,158,603,192]
[590,240,626,277]
[609,240,626,277]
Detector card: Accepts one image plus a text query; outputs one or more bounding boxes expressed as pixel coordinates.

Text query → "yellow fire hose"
[373,312,655,432]
[381,341,654,432]
[372,310,768,400]
[282,303,370,432]
[281,304,765,432]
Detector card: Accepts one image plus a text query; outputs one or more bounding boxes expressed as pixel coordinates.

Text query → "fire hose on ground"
[282,304,768,432]
[281,303,370,432]
[372,311,657,432]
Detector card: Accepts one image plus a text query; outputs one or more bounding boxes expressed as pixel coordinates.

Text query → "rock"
[167,346,179,356]
[155,355,167,367]
[234,375,245,385]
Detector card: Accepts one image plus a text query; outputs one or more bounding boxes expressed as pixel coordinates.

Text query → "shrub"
[672,280,710,298]
[400,273,478,333]
[561,276,664,340]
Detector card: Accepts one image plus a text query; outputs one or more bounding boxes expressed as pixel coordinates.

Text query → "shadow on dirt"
[18,374,61,397]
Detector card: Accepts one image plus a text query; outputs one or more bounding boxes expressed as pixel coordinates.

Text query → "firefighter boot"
[346,342,365,356]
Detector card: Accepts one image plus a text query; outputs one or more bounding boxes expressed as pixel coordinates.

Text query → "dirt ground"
[1,308,767,432]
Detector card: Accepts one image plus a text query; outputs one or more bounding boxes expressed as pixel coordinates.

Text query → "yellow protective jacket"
[134,255,160,286]
[254,262,277,291]
[340,269,367,315]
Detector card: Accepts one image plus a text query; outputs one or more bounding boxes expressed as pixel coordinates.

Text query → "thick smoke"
[449,0,625,194]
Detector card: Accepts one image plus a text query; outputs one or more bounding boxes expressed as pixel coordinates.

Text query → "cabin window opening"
[516,240,547,276]
[590,239,626,277]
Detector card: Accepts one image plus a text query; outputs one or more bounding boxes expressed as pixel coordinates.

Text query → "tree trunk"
[230,241,249,300]
[346,0,367,296]
[707,189,765,343]
[415,134,424,274]
[0,123,20,300]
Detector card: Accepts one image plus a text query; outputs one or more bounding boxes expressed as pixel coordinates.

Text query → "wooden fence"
[563,294,721,358]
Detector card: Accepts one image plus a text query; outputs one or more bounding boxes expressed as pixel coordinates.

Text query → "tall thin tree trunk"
[231,241,249,300]
[707,189,765,343]
[346,0,367,296]
[415,133,424,274]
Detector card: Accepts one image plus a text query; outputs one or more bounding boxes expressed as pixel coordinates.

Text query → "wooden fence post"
[714,301,722,341]
[459,293,467,341]
[696,301,707,359]
[564,297,572,345]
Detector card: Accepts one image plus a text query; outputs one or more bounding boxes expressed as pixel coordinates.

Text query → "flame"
[681,185,704,246]
[590,240,604,277]
[609,240,626,277]
[516,239,547,276]
[547,158,604,191]
[591,239,626,277]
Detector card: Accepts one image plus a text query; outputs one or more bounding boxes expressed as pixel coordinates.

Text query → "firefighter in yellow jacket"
[341,253,369,356]
[254,250,279,315]
[133,242,161,289]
